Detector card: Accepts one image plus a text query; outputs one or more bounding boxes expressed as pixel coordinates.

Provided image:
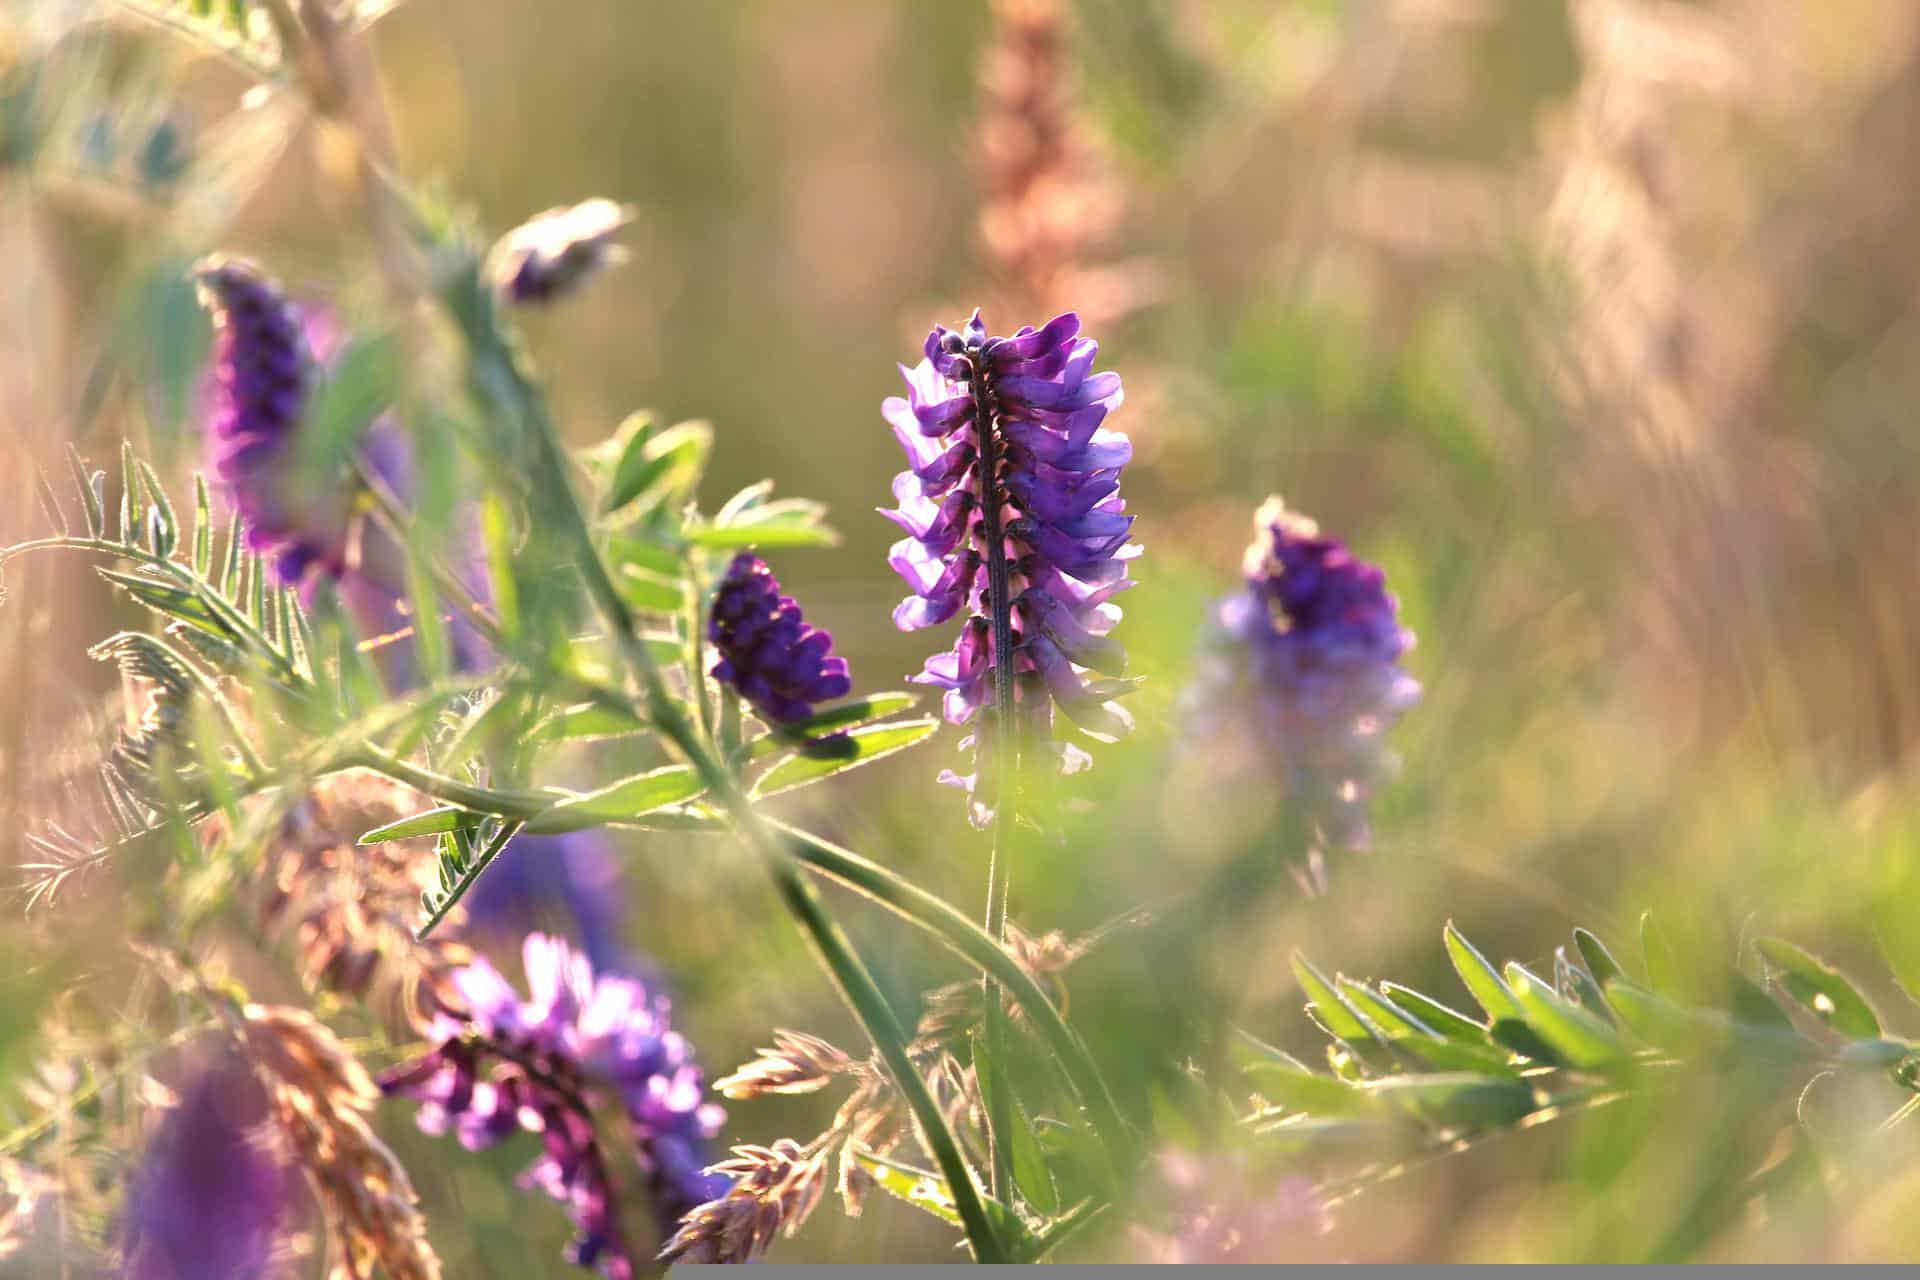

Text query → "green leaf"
[119,442,143,546]
[1755,938,1882,1039]
[849,1148,963,1228]
[534,700,650,742]
[1378,983,1488,1043]
[1601,979,1818,1064]
[1555,947,1613,1022]
[619,565,686,614]
[97,568,235,638]
[529,765,707,832]
[692,491,840,550]
[1487,1018,1566,1067]
[1289,952,1379,1047]
[973,1045,1058,1215]
[1640,910,1685,998]
[1362,1073,1539,1130]
[192,474,213,574]
[608,533,684,579]
[685,521,840,550]
[66,446,103,536]
[1506,963,1631,1069]
[1395,1035,1523,1076]
[359,806,482,844]
[1443,922,1525,1023]
[306,335,400,479]
[1243,1060,1377,1118]
[1574,928,1624,987]
[1338,978,1438,1040]
[603,417,712,514]
[740,693,920,761]
[752,719,940,797]
[137,460,178,558]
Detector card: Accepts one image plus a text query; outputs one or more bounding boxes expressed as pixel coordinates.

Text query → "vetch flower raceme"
[1184,498,1420,884]
[198,256,339,588]
[122,1056,294,1280]
[381,934,727,1278]
[196,256,454,677]
[708,553,852,724]
[883,310,1138,823]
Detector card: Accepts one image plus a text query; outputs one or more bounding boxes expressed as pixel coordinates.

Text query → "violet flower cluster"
[708,552,852,724]
[196,256,438,673]
[198,257,638,976]
[883,310,1137,823]
[1185,497,1420,869]
[122,1056,294,1280]
[380,934,727,1278]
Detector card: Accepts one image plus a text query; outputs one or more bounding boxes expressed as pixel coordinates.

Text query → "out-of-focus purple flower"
[1184,498,1420,882]
[381,934,727,1276]
[195,256,479,684]
[708,553,852,725]
[1129,1150,1335,1264]
[197,257,336,587]
[489,198,633,305]
[123,1055,296,1280]
[882,310,1137,824]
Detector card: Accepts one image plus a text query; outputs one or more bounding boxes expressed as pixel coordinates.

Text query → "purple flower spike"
[196,256,341,585]
[123,1056,294,1280]
[1184,498,1420,887]
[884,310,1138,824]
[708,553,853,724]
[381,934,727,1275]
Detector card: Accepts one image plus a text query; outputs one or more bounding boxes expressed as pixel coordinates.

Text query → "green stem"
[766,857,1010,1262]
[771,819,1133,1183]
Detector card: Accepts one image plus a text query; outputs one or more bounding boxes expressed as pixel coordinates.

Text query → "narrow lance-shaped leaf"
[752,719,940,798]
[973,1046,1059,1215]
[1289,952,1378,1047]
[360,806,484,844]
[1754,938,1882,1040]
[1378,982,1488,1043]
[1443,922,1525,1023]
[138,459,178,559]
[192,474,213,574]
[739,692,920,762]
[1506,963,1630,1069]
[528,765,708,832]
[848,1149,963,1228]
[66,446,103,536]
[119,442,143,545]
[221,509,244,596]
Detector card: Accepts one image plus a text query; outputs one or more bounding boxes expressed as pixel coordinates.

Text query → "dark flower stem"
[965,354,1020,1202]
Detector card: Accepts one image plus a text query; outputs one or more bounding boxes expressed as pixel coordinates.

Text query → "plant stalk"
[967,350,1021,1202]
